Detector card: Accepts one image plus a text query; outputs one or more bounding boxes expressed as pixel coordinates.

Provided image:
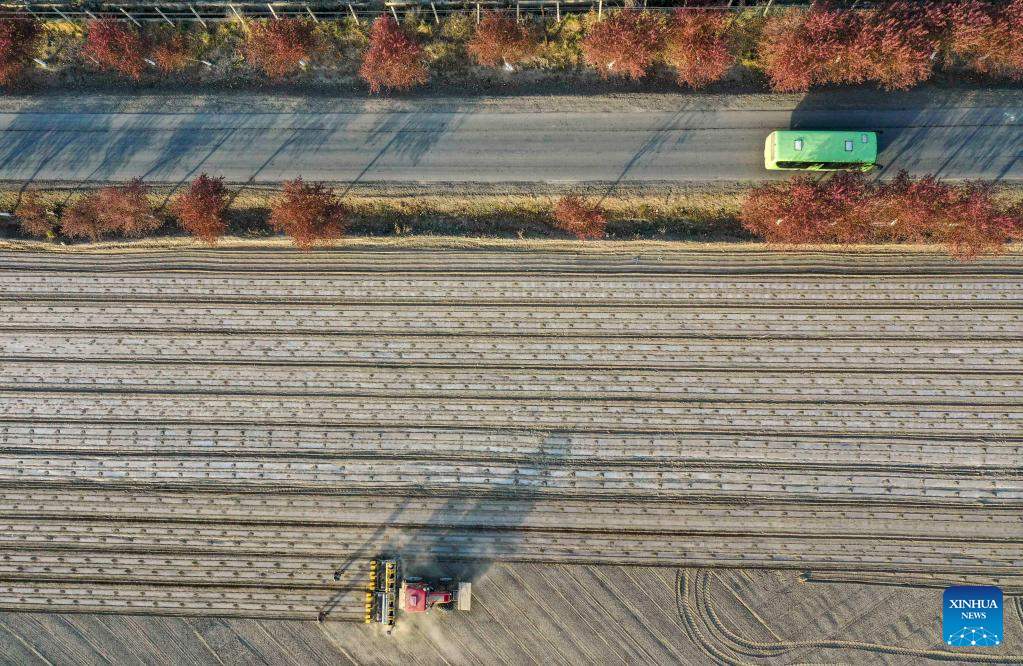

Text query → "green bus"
[764,130,878,171]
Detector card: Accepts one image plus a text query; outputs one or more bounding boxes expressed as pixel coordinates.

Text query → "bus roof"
[770,130,877,164]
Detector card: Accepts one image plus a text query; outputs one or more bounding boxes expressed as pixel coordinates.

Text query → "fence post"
[230,4,249,32]
[154,6,175,25]
[306,6,319,21]
[189,4,207,27]
[597,0,602,19]
[267,3,279,19]
[431,2,439,24]
[555,0,559,22]
[348,3,357,20]
[516,1,520,22]
[476,3,480,24]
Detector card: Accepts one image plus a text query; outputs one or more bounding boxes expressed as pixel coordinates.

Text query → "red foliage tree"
[60,179,160,241]
[14,192,55,239]
[582,11,665,80]
[553,195,607,239]
[758,2,939,92]
[82,20,147,80]
[245,19,319,79]
[740,171,1022,259]
[874,173,1022,260]
[853,2,940,91]
[0,18,41,86]
[945,0,1023,80]
[467,12,536,68]
[359,17,428,93]
[664,9,734,88]
[151,33,192,74]
[740,173,873,244]
[61,194,117,241]
[270,178,347,249]
[172,174,230,244]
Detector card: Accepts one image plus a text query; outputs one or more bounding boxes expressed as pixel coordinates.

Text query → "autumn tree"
[270,178,347,249]
[467,12,536,68]
[60,179,160,241]
[853,2,940,90]
[874,173,1023,260]
[582,11,665,80]
[359,17,428,93]
[150,32,192,74]
[758,2,939,92]
[553,195,607,239]
[944,0,1023,80]
[664,9,734,88]
[740,171,1022,259]
[172,174,230,244]
[14,192,55,239]
[245,18,319,79]
[740,174,873,244]
[0,18,41,86]
[61,194,116,241]
[82,20,147,80]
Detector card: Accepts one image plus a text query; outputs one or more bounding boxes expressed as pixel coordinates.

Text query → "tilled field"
[0,248,1020,624]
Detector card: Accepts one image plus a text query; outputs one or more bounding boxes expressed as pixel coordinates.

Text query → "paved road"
[0,101,1021,183]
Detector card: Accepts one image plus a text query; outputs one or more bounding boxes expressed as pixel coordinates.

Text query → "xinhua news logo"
[943,586,1003,647]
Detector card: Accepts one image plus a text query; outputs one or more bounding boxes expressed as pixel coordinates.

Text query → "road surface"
[0,97,1021,183]
[0,248,1020,622]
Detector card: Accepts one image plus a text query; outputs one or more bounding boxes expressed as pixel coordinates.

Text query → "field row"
[2,333,1015,370]
[0,552,369,588]
[3,273,1021,306]
[3,393,1020,435]
[0,581,364,620]
[3,250,1021,275]
[4,456,1019,500]
[1,522,1018,573]
[2,491,1018,538]
[3,425,1018,467]
[6,363,1022,404]
[3,303,1017,338]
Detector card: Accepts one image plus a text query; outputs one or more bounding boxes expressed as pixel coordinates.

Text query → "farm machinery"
[365,558,472,629]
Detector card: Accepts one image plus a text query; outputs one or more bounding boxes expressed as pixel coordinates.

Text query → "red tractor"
[367,559,471,628]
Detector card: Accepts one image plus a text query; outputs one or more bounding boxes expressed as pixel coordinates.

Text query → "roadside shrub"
[14,192,55,239]
[0,18,41,86]
[945,0,1023,80]
[581,11,665,80]
[359,17,428,93]
[246,18,319,78]
[60,179,160,241]
[150,32,192,74]
[553,195,607,239]
[82,20,147,80]
[468,12,536,68]
[172,174,229,244]
[664,9,734,88]
[740,172,1023,259]
[270,178,347,249]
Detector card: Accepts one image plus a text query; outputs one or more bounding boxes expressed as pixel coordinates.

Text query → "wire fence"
[1,0,821,23]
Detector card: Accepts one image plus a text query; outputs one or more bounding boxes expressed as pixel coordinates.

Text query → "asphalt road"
[0,101,1021,183]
